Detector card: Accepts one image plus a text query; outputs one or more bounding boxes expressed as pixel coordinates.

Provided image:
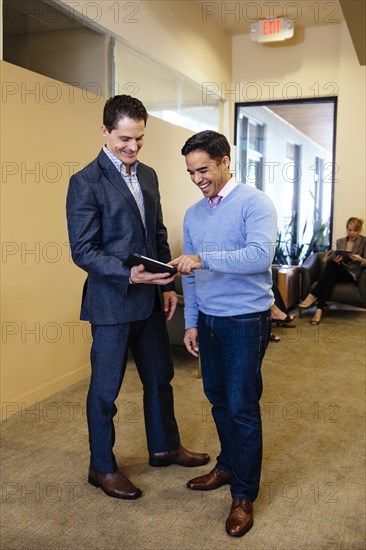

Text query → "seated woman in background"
[299,217,366,325]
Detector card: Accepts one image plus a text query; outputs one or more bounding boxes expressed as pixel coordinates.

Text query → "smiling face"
[102,117,145,171]
[185,150,231,199]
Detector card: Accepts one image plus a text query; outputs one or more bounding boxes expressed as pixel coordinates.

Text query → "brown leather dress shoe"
[225,498,253,537]
[149,445,210,467]
[187,467,232,490]
[88,467,142,500]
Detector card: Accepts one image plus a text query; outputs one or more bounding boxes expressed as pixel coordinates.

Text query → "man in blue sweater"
[170,131,277,537]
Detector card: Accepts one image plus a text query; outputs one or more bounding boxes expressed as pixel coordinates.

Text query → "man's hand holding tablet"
[125,253,177,286]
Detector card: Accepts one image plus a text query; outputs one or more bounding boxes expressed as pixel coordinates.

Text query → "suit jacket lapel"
[138,169,155,239]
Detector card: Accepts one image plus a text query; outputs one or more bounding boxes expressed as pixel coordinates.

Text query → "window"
[235,98,337,265]
[113,41,221,132]
[236,114,264,189]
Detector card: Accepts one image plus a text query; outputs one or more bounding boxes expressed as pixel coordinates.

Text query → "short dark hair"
[103,95,148,132]
[181,130,231,162]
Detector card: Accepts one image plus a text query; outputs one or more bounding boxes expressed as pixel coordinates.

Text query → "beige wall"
[335,22,366,237]
[1,61,100,420]
[232,22,366,239]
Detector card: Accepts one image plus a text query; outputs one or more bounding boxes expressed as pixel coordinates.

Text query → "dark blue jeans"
[198,309,271,502]
[87,304,180,473]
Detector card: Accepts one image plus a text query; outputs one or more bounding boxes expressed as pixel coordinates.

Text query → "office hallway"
[1,310,365,550]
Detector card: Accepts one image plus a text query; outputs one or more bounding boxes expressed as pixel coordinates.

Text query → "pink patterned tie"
[209,195,223,208]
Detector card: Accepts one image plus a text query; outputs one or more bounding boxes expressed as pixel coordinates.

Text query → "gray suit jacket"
[336,235,366,280]
[66,150,174,324]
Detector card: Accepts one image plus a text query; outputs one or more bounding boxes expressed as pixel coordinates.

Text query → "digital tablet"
[124,253,177,274]
[334,250,351,256]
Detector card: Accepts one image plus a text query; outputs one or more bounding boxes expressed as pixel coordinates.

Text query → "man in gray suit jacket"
[66,95,209,500]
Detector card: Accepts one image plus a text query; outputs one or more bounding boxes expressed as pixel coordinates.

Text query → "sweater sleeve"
[200,193,277,275]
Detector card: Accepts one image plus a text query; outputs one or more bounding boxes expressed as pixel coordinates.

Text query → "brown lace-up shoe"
[225,498,253,537]
[88,467,142,500]
[187,467,232,490]
[149,445,210,467]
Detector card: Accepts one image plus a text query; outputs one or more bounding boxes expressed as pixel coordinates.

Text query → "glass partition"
[2,0,222,132]
[114,40,221,132]
[235,98,337,265]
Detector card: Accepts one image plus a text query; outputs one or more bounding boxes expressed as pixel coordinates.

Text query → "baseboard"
[1,363,90,422]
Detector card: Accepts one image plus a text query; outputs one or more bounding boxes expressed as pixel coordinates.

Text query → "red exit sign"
[263,18,282,35]
[251,18,294,43]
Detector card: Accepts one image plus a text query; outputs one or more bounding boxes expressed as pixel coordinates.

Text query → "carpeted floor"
[1,309,365,550]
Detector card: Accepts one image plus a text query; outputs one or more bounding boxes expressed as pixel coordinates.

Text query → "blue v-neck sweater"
[182,183,277,328]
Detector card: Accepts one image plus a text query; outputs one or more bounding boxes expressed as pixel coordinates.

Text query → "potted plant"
[273,216,328,266]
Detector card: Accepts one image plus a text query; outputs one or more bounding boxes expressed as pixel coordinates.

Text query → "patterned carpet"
[1,309,365,550]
